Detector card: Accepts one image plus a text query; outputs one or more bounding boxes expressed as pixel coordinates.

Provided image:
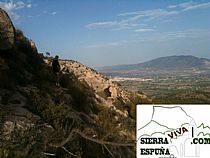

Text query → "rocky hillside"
[0,8,150,158]
[46,59,149,109]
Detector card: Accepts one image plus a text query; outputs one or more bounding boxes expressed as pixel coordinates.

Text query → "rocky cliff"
[0,8,15,50]
[0,8,150,158]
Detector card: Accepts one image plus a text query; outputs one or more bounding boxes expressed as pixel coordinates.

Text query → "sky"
[1,0,210,67]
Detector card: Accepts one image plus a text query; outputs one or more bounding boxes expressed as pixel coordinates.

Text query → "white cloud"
[168,1,210,11]
[27,14,40,18]
[168,5,177,9]
[86,1,210,32]
[27,10,57,19]
[127,9,179,22]
[43,10,57,16]
[87,41,122,48]
[178,1,196,8]
[0,0,32,20]
[87,8,179,31]
[119,8,178,17]
[183,2,210,11]
[119,1,210,22]
[86,20,140,30]
[26,4,32,8]
[86,21,118,29]
[119,9,179,21]
[50,11,57,15]
[135,28,154,32]
[168,1,196,9]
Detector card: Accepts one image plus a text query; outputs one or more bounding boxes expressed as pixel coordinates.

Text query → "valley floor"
[108,69,210,104]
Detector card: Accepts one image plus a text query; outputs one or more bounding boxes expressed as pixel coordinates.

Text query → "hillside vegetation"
[0,8,150,158]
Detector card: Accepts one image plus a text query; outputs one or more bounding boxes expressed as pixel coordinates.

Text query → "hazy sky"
[1,0,210,67]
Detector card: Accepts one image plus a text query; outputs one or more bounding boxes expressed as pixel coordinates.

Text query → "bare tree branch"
[103,145,115,158]
[62,146,78,157]
[43,152,56,157]
[50,128,135,157]
[53,129,135,147]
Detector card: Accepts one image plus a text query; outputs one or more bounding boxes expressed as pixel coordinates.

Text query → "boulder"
[0,8,15,50]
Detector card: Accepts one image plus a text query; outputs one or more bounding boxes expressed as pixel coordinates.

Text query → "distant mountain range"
[99,55,210,71]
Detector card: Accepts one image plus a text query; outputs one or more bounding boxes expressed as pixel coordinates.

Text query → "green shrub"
[26,92,47,115]
[60,73,96,113]
[41,103,68,129]
[33,66,54,91]
[98,109,119,133]
[113,97,125,111]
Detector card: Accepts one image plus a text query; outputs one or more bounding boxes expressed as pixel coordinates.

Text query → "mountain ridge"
[99,55,210,71]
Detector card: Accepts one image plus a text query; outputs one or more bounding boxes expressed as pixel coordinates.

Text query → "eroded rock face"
[29,39,37,53]
[0,8,15,50]
[0,88,54,158]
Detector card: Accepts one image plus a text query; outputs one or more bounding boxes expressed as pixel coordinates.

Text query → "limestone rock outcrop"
[0,8,15,50]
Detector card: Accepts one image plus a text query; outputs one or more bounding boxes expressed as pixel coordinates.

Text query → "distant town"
[100,56,210,103]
